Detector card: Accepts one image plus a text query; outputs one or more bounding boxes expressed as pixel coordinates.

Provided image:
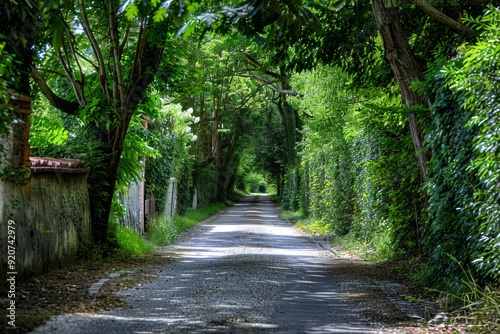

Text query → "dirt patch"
[324,256,472,333]
[1,253,172,334]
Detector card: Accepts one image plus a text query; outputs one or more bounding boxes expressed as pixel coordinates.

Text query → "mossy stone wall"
[0,171,91,293]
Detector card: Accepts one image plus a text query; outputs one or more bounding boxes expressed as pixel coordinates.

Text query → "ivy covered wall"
[0,168,91,293]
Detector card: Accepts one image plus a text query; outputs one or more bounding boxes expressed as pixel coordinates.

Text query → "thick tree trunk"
[276,66,302,169]
[277,98,302,167]
[88,154,115,246]
[216,133,237,201]
[371,0,429,184]
[276,174,283,197]
[88,126,126,246]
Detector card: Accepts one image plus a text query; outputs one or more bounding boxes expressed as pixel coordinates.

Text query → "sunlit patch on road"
[32,195,417,333]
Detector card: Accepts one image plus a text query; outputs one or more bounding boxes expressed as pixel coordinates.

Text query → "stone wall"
[163,177,177,217]
[0,93,91,293]
[0,169,91,293]
[119,180,144,234]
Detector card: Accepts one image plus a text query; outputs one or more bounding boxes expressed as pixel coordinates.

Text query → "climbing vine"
[423,6,500,287]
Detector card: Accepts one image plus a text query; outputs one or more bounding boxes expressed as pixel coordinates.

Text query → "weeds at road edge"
[279,208,392,262]
[426,255,500,333]
[112,222,155,257]
[147,202,226,246]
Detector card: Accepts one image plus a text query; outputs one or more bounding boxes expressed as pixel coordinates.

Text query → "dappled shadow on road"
[31,195,419,334]
[147,195,399,333]
[118,253,381,333]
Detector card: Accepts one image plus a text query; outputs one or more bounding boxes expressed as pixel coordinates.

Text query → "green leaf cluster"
[145,102,196,214]
[0,37,18,139]
[285,65,423,254]
[423,6,500,288]
[30,109,69,150]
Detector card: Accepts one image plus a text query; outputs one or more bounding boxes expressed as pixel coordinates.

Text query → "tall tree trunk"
[371,0,428,184]
[276,66,302,169]
[88,147,115,246]
[86,118,128,246]
[216,133,237,201]
[276,174,283,197]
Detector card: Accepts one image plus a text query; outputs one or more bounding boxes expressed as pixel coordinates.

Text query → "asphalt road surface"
[32,195,403,333]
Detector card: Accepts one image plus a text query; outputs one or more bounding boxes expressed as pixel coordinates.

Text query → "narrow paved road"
[33,195,405,333]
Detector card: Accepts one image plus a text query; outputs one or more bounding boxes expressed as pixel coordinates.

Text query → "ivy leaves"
[442,6,500,280]
[422,5,500,287]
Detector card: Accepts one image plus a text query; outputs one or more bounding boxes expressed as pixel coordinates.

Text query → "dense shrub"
[286,66,423,256]
[424,6,500,288]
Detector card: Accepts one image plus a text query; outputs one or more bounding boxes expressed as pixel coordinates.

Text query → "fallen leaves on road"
[0,253,171,334]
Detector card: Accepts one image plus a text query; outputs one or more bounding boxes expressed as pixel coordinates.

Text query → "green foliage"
[252,107,288,191]
[313,0,390,88]
[423,6,500,289]
[29,103,69,151]
[348,89,424,257]
[422,67,480,289]
[0,2,33,96]
[360,95,424,256]
[0,37,17,139]
[192,165,218,208]
[30,104,104,164]
[170,106,196,215]
[147,201,226,246]
[244,172,267,193]
[116,114,157,192]
[281,168,302,211]
[176,35,269,204]
[144,100,206,215]
[0,165,30,185]
[289,66,358,235]
[121,0,187,22]
[145,102,176,212]
[109,221,154,257]
[444,6,500,281]
[286,64,423,259]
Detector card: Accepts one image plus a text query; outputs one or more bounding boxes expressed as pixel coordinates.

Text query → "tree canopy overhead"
[1,0,499,295]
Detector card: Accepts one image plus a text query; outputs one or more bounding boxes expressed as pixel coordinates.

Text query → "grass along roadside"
[112,201,229,255]
[146,202,226,247]
[278,209,391,262]
[425,257,500,333]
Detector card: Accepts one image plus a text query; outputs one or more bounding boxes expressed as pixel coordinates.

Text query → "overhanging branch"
[250,74,303,97]
[409,0,472,35]
[31,66,80,115]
